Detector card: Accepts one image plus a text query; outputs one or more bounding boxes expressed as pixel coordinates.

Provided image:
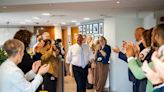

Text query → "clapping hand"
[112,46,120,53]
[142,60,162,85]
[151,51,164,81]
[125,42,135,58]
[32,60,41,73]
[38,64,50,75]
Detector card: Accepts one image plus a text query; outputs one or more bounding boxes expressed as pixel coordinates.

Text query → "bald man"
[42,32,51,40]
[112,27,145,92]
[66,34,94,92]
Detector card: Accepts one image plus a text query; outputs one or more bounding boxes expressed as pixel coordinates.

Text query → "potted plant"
[0,48,8,65]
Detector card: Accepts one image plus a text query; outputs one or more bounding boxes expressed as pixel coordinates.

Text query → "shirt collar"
[102,44,105,49]
[6,59,17,67]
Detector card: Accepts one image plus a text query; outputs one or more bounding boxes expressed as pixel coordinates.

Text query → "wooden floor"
[64,76,94,92]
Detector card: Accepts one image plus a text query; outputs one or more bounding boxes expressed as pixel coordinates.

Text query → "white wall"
[0,28,19,46]
[143,13,156,29]
[0,27,34,47]
[156,10,164,24]
[104,16,142,92]
[104,18,116,90]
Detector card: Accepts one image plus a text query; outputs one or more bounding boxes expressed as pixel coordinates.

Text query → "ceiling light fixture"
[33,17,40,20]
[83,17,90,20]
[116,1,120,4]
[42,13,51,16]
[3,6,7,9]
[61,22,66,25]
[25,19,32,22]
[71,20,77,23]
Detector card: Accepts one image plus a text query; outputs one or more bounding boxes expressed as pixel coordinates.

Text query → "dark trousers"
[133,81,140,92]
[73,65,88,92]
[43,73,57,92]
[139,79,147,92]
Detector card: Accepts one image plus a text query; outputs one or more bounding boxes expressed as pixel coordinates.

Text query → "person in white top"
[66,34,94,92]
[0,39,49,92]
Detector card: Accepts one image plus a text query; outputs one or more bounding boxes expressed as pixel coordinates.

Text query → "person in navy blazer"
[113,27,145,92]
[94,36,111,92]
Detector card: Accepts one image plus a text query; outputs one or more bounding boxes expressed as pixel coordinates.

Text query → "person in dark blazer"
[94,36,111,92]
[142,24,164,92]
[113,27,145,92]
[13,29,35,74]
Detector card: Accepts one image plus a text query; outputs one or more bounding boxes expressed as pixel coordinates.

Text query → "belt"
[73,65,88,69]
[97,61,110,64]
[97,60,102,62]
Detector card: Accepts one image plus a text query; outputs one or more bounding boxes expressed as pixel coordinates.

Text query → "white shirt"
[0,59,43,92]
[66,43,94,68]
[158,45,164,56]
[139,47,151,60]
[33,42,39,54]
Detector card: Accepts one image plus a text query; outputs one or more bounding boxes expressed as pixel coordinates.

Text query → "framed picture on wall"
[79,26,83,34]
[93,23,99,34]
[83,31,86,35]
[99,23,104,35]
[83,25,86,32]
[79,25,83,32]
[86,24,90,34]
[90,24,93,33]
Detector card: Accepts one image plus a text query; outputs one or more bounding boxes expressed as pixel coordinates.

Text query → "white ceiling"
[0,0,164,26]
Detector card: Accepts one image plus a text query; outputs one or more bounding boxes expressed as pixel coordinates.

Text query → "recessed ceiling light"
[83,17,90,20]
[33,17,40,20]
[3,6,7,9]
[42,13,51,16]
[116,1,120,4]
[25,19,32,22]
[40,27,44,30]
[61,22,66,25]
[71,20,77,23]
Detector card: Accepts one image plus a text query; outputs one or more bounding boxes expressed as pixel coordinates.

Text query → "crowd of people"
[0,30,64,92]
[0,23,164,92]
[66,34,111,92]
[113,23,164,92]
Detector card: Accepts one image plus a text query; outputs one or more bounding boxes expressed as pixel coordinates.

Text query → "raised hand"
[151,51,164,81]
[112,46,120,53]
[125,42,135,57]
[32,60,41,73]
[38,64,49,75]
[142,60,162,85]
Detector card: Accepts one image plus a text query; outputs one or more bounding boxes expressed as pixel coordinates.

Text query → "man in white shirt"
[66,34,94,92]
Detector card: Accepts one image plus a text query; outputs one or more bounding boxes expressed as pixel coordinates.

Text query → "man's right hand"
[38,64,49,75]
[112,46,120,53]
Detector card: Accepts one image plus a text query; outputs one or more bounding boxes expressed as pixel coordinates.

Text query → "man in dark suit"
[113,27,145,92]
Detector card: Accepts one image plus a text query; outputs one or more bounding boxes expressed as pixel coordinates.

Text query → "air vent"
[50,14,66,17]
[100,14,112,18]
